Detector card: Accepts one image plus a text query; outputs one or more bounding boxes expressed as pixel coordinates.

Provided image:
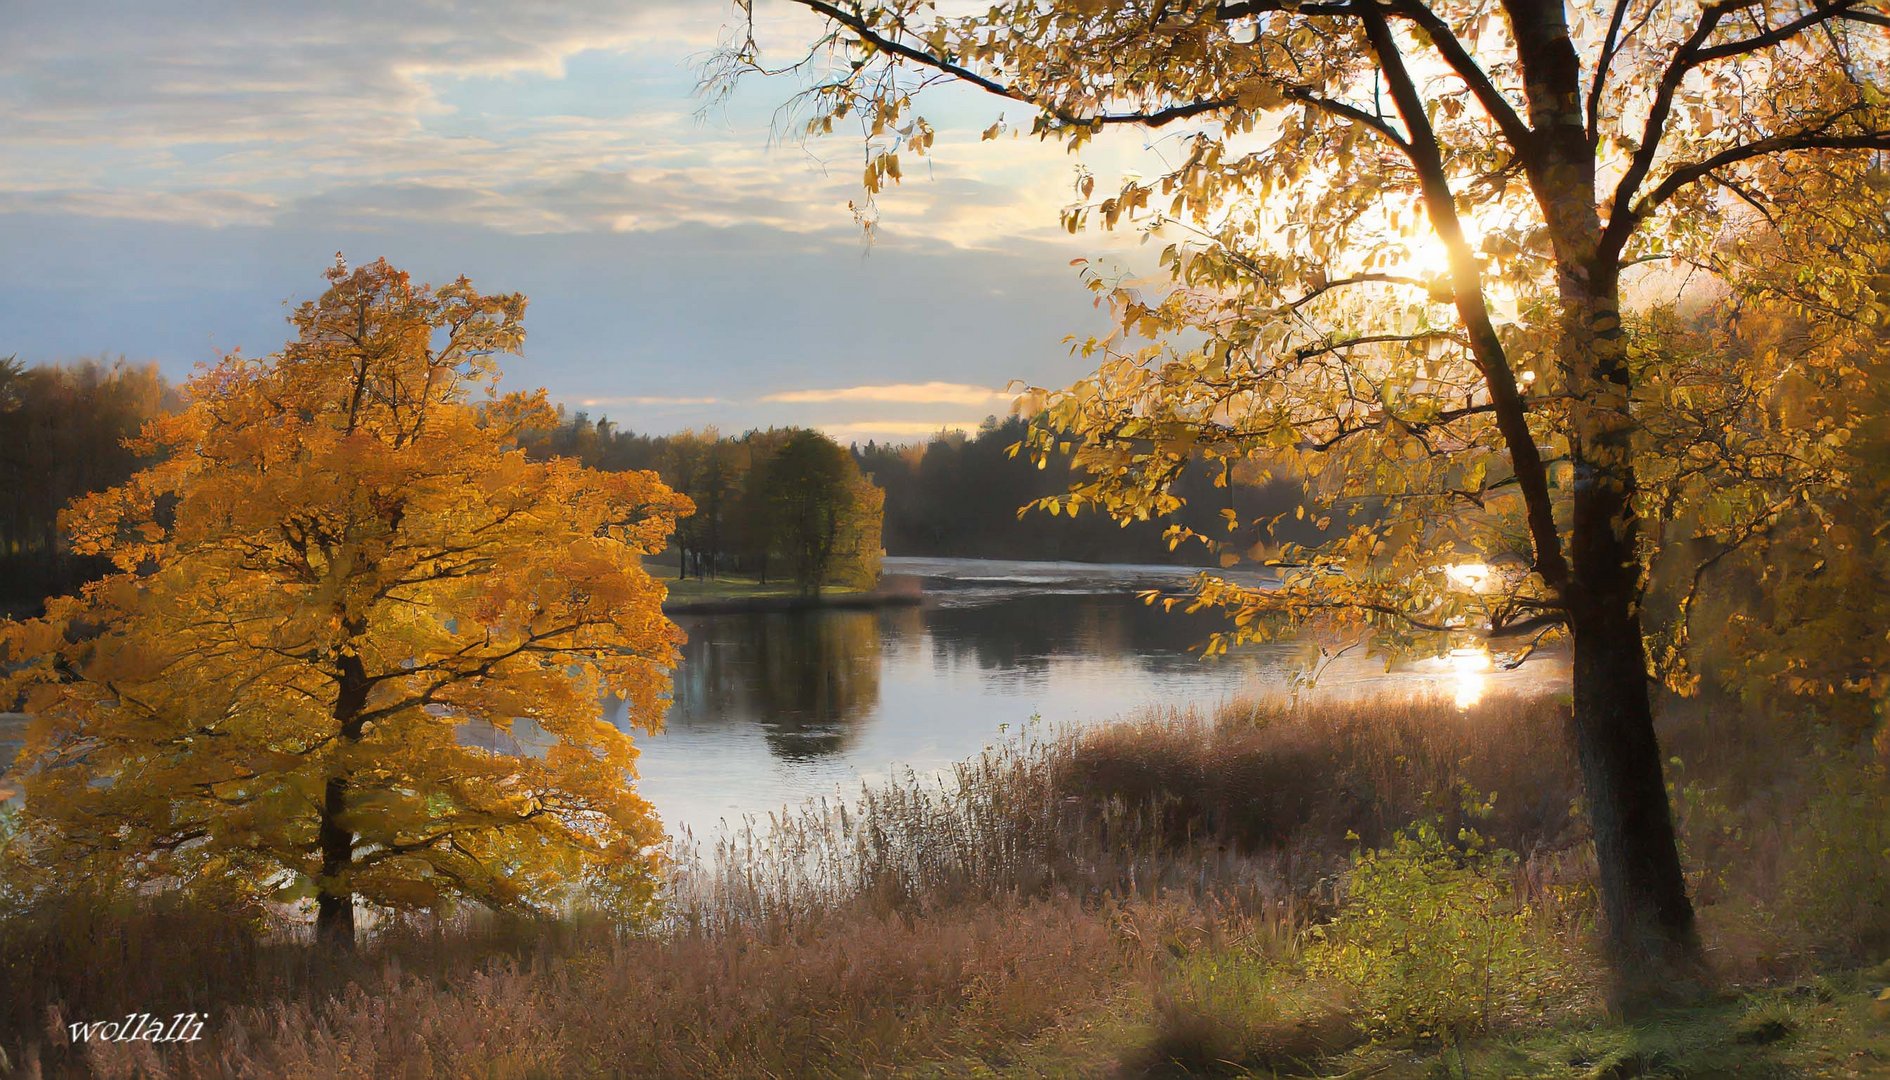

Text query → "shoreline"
[659,571,925,616]
[662,590,924,616]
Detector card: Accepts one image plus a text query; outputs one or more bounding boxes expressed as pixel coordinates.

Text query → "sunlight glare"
[1449,646,1493,709]
[1445,562,1492,590]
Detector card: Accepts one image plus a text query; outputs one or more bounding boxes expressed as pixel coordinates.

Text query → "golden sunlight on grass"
[7,692,1889,1076]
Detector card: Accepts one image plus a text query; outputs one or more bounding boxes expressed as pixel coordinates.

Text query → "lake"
[627,556,1568,839]
[0,558,1568,830]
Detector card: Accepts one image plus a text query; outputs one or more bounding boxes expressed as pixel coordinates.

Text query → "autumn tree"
[735,427,797,582]
[662,429,747,580]
[830,461,887,591]
[762,428,882,595]
[0,259,691,949]
[727,0,1890,969]
[1640,161,1890,727]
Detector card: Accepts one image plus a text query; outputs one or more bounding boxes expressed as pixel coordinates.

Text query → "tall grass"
[3,691,1884,1077]
[673,694,1585,940]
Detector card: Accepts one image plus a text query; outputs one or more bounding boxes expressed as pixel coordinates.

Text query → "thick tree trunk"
[1482,0,1698,966]
[315,773,355,951]
[1561,271,1699,970]
[316,648,370,952]
[1566,484,1698,960]
[1567,600,1697,961]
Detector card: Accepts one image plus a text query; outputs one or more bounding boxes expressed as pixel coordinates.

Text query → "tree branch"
[1393,0,1536,153]
[1629,127,1890,224]
[1693,0,1869,66]
[1358,6,1570,593]
[1586,0,1636,144]
[1602,0,1870,256]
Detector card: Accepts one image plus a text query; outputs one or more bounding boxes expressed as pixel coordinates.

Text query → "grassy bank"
[660,573,841,605]
[659,572,896,613]
[4,694,1887,1077]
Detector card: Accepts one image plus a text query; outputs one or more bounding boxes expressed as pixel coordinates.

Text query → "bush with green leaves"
[1303,810,1571,1040]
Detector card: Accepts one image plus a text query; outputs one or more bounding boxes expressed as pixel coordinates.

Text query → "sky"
[0,0,1164,444]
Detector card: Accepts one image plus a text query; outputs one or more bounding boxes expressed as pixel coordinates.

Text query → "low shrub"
[1301,810,1587,1042]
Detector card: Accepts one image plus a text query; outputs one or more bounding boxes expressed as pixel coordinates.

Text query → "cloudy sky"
[0,0,1173,443]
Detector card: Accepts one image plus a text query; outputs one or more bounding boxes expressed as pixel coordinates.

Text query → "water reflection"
[910,589,1264,679]
[1447,647,1495,709]
[645,611,882,760]
[630,558,1567,838]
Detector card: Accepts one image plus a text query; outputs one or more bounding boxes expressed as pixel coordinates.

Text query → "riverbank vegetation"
[6,692,1888,1076]
[660,571,854,606]
[524,419,883,597]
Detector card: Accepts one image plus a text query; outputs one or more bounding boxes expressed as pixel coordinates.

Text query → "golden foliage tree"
[1641,162,1890,727]
[728,0,1890,967]
[0,258,691,948]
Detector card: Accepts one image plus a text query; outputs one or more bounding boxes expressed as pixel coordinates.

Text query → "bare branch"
[1630,126,1890,223]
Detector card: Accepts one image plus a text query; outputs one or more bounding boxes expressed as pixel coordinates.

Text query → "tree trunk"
[316,648,370,951]
[315,773,355,951]
[1566,589,1698,963]
[1562,272,1699,971]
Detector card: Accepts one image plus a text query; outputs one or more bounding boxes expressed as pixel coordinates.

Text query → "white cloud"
[579,395,724,407]
[0,2,1166,251]
[815,419,988,440]
[762,381,1017,406]
[0,188,279,227]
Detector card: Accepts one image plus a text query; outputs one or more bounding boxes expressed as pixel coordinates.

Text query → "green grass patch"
[660,573,865,605]
[1323,972,1890,1079]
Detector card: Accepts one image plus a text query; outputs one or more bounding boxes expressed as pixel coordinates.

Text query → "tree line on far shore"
[855,415,1325,566]
[0,357,179,612]
[0,369,888,608]
[0,361,1328,613]
[535,410,1328,571]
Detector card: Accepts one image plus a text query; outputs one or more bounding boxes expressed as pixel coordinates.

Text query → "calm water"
[624,557,1568,839]
[0,558,1568,828]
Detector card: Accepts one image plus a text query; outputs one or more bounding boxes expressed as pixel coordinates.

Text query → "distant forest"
[0,358,180,611]
[524,410,1320,567]
[0,359,1316,611]
[854,416,1319,565]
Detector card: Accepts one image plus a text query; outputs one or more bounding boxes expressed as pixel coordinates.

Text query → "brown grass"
[670,694,1586,941]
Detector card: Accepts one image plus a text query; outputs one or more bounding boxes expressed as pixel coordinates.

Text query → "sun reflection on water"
[1448,646,1494,709]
